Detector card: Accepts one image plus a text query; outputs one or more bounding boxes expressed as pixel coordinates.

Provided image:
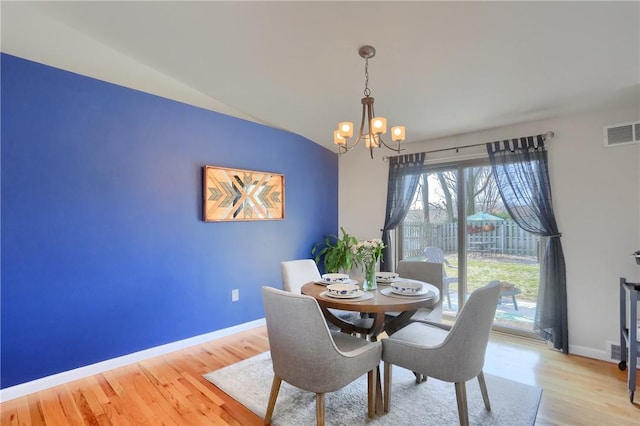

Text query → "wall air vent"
[603,121,640,147]
[608,340,640,369]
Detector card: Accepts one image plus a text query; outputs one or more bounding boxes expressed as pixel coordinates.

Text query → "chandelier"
[333,45,405,159]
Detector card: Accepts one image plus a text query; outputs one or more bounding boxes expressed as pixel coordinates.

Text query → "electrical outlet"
[232,289,239,302]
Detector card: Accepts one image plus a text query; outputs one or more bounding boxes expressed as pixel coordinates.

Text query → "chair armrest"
[410,320,452,331]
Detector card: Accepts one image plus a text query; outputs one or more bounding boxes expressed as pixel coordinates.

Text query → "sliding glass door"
[399,159,540,334]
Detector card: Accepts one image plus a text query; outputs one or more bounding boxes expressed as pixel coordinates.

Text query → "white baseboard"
[569,343,610,363]
[0,318,266,403]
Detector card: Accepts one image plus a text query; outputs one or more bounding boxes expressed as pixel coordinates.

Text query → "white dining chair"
[424,246,457,308]
[280,259,372,331]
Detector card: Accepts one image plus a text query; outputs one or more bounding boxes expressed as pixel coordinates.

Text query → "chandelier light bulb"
[364,134,380,148]
[333,129,346,146]
[371,117,387,134]
[339,122,354,138]
[391,126,406,142]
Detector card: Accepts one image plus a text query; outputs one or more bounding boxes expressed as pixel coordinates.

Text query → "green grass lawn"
[405,254,540,302]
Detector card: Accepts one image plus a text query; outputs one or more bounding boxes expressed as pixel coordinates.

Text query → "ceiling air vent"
[603,121,640,147]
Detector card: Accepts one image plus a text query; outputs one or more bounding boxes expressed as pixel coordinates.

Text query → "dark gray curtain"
[380,153,426,272]
[487,136,568,353]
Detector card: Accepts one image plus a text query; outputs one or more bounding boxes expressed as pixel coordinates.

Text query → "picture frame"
[203,165,285,222]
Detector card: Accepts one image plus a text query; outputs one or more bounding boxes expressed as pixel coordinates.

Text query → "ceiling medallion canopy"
[333,45,405,159]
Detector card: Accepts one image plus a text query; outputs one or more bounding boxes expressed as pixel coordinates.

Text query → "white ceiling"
[2,1,639,150]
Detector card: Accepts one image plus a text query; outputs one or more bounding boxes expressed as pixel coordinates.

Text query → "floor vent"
[604,121,640,147]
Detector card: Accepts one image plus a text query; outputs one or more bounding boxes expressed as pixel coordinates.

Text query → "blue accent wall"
[0,53,338,388]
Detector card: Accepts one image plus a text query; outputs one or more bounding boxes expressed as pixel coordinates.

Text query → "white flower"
[351,239,385,265]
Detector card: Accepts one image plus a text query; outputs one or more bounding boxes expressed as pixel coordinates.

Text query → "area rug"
[204,352,542,425]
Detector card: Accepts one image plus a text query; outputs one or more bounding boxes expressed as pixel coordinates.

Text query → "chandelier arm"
[338,144,355,155]
[378,137,404,153]
[366,100,376,158]
[350,101,367,150]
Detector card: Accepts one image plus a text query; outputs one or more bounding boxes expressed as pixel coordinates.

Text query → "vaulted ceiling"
[2,1,639,150]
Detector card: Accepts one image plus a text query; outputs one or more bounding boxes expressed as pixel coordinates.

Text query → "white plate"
[381,287,434,298]
[376,272,399,280]
[320,290,365,299]
[314,278,358,286]
[392,287,431,296]
[377,277,401,284]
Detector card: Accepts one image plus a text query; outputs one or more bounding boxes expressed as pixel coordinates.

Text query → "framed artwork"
[203,165,285,222]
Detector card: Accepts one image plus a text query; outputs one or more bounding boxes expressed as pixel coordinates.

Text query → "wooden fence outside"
[402,220,540,258]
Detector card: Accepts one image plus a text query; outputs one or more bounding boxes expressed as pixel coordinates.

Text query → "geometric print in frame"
[203,165,285,221]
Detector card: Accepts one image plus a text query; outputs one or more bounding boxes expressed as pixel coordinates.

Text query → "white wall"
[0,3,258,125]
[339,99,640,361]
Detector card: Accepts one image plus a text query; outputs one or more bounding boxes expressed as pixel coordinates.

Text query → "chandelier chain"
[363,58,371,97]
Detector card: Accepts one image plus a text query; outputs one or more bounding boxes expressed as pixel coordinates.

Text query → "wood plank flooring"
[1,326,639,425]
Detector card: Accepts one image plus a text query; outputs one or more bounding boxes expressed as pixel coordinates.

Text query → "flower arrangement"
[351,238,385,267]
[351,238,386,291]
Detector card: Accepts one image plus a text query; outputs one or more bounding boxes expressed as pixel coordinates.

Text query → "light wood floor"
[2,326,639,425]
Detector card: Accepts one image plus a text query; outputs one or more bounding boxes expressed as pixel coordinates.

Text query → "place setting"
[375,271,401,285]
[380,281,435,299]
[313,273,358,286]
[319,282,374,302]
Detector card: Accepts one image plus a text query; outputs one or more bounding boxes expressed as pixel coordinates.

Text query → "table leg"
[368,313,386,341]
[375,365,384,416]
[382,310,417,336]
[318,305,375,336]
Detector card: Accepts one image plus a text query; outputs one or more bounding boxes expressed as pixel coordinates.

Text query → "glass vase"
[362,261,377,291]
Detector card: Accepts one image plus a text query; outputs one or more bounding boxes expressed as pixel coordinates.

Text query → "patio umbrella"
[466,212,504,221]
[466,212,503,239]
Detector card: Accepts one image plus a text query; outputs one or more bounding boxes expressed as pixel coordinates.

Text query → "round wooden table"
[301,280,440,339]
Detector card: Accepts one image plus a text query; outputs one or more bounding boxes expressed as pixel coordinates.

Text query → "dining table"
[301,279,440,339]
[301,278,440,416]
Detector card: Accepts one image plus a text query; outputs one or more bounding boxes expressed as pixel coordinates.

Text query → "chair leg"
[477,371,491,411]
[454,382,469,426]
[264,376,282,425]
[315,393,325,426]
[367,368,376,418]
[383,362,392,413]
[412,372,428,383]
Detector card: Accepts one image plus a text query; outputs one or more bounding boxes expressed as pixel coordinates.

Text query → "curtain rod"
[383,130,555,161]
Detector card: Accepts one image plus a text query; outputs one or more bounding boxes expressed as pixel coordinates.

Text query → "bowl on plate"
[376,272,399,281]
[321,273,350,284]
[391,281,423,295]
[326,283,359,297]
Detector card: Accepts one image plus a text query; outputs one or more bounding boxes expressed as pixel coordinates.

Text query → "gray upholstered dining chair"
[262,286,382,426]
[382,281,500,426]
[396,260,444,323]
[384,260,444,331]
[280,259,371,330]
